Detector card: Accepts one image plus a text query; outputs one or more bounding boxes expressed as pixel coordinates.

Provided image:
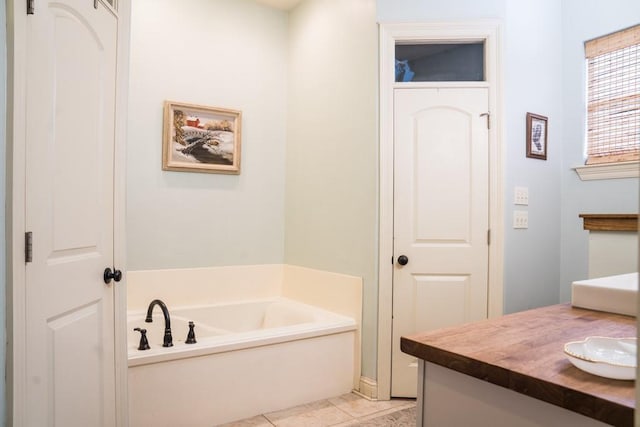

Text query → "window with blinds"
[585,25,639,165]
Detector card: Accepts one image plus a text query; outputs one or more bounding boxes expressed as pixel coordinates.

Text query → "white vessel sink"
[571,273,638,317]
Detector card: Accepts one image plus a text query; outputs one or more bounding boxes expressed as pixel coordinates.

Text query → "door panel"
[49,302,103,426]
[414,275,470,330]
[25,0,117,425]
[392,88,489,397]
[414,107,471,242]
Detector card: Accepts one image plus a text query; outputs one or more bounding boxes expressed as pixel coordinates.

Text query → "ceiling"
[254,0,302,10]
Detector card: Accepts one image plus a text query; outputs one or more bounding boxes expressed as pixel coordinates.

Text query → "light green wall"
[126,0,379,379]
[127,0,288,270]
[502,0,564,313]
[285,0,378,379]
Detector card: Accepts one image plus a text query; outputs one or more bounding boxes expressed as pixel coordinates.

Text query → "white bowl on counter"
[564,336,636,380]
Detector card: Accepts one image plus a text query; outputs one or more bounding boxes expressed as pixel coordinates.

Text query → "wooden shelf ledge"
[579,214,638,232]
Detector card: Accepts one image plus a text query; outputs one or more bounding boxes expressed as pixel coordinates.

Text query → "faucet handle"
[133,327,150,351]
[186,321,197,344]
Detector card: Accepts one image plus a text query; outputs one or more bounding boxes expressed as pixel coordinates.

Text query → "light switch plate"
[513,210,528,229]
[514,187,529,205]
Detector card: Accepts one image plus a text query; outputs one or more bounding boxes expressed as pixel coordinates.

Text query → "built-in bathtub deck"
[127,265,364,426]
[128,297,358,426]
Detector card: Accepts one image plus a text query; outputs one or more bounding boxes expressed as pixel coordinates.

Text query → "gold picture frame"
[162,101,242,174]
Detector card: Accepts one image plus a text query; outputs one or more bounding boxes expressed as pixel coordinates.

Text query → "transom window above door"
[395,42,485,82]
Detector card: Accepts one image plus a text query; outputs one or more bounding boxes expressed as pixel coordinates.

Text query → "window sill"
[573,161,640,181]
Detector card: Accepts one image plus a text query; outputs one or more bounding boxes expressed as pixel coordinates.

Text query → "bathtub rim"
[127,297,357,367]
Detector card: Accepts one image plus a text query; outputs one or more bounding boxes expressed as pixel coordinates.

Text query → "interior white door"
[25,0,118,425]
[391,88,490,398]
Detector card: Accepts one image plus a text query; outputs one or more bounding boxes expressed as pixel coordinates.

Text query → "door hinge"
[25,232,33,263]
[480,112,490,130]
[94,0,98,9]
[487,229,491,245]
[27,0,34,14]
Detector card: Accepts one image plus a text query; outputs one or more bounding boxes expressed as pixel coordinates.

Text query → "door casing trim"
[377,21,505,400]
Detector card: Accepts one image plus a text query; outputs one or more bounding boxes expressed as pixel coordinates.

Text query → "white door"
[391,88,490,397]
[25,0,118,425]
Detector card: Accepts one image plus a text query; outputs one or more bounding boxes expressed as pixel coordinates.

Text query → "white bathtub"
[127,297,357,427]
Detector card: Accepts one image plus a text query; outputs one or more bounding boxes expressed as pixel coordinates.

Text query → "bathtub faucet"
[145,299,173,347]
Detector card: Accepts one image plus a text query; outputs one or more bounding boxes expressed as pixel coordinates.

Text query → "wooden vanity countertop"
[401,304,636,426]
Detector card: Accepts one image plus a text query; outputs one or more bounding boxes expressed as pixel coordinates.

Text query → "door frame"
[377,21,505,400]
[5,0,131,425]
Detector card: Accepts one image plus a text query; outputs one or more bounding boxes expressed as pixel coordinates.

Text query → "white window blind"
[585,25,640,165]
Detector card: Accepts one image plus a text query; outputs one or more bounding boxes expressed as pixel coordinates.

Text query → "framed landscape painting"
[162,101,242,174]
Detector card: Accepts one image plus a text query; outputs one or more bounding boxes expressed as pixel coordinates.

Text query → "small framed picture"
[526,112,548,160]
[162,101,242,174]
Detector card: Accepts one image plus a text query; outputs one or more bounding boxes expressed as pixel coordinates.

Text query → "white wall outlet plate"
[513,210,528,229]
[514,186,529,205]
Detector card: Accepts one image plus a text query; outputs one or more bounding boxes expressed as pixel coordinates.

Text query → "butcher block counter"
[401,304,636,427]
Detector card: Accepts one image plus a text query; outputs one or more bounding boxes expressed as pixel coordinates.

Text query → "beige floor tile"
[329,418,361,427]
[217,414,274,427]
[331,406,416,427]
[352,406,416,426]
[264,399,353,427]
[332,406,416,427]
[328,393,415,418]
[228,393,416,427]
[264,399,332,420]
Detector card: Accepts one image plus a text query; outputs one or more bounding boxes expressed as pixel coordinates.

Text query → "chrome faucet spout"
[145,299,173,347]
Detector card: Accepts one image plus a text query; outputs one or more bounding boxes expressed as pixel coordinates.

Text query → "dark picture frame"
[526,112,548,160]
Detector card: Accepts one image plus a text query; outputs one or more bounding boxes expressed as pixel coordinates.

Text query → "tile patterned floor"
[219,393,416,427]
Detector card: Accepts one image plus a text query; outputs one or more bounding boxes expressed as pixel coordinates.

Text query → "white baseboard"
[356,377,378,400]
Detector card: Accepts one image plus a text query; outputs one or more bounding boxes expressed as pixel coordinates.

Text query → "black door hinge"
[27,0,34,14]
[25,232,33,263]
